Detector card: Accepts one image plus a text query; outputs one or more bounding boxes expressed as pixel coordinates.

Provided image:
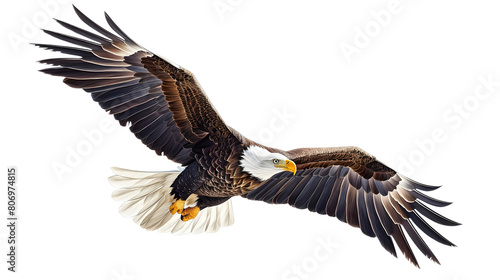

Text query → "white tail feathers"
[108,167,234,235]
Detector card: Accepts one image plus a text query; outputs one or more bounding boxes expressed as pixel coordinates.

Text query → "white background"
[2,0,499,279]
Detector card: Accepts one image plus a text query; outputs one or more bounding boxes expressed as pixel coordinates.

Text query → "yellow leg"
[181,206,200,221]
[169,199,185,215]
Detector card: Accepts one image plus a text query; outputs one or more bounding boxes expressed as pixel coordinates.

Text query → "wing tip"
[400,175,442,191]
[31,42,44,49]
[103,11,112,21]
[405,255,420,268]
[72,4,82,15]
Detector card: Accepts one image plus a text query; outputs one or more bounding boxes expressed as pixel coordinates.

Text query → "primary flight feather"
[36,6,459,267]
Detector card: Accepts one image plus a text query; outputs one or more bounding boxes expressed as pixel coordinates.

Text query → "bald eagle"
[36,6,459,267]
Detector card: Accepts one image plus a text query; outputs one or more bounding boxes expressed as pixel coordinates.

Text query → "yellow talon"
[169,199,185,215]
[181,206,200,221]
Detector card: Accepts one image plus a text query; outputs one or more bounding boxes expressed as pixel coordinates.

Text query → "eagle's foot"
[181,206,200,221]
[169,199,185,215]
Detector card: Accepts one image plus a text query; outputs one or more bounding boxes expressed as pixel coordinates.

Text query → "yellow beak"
[276,159,297,175]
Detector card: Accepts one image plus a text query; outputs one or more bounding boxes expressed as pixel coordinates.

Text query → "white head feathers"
[240,145,289,181]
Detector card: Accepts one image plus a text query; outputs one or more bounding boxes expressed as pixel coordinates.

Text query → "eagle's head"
[240,145,297,181]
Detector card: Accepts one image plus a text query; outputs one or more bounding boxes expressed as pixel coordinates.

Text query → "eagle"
[36,6,459,267]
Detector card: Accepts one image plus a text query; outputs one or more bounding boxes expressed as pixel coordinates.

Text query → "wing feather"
[315,176,339,215]
[345,185,359,227]
[357,189,376,237]
[325,178,344,217]
[392,224,419,267]
[334,178,350,222]
[307,177,328,212]
[365,192,397,257]
[295,176,321,209]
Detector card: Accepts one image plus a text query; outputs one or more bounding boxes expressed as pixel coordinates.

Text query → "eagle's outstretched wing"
[35,5,234,165]
[246,146,459,267]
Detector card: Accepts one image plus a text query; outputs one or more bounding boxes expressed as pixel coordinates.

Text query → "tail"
[108,167,234,235]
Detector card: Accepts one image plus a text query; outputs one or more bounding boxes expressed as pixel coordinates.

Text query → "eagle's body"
[36,6,459,267]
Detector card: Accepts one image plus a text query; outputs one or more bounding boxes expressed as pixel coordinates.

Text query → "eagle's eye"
[272,159,279,164]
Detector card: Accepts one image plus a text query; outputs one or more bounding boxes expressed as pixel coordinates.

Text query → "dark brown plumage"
[36,5,459,267]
